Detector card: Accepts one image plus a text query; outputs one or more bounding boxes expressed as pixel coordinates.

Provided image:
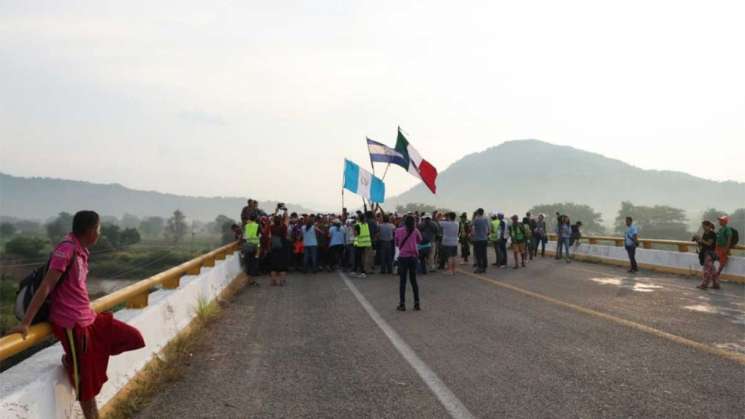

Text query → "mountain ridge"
[388,140,745,221]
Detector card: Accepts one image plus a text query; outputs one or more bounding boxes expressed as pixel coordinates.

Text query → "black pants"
[244,249,259,276]
[418,247,430,274]
[626,245,638,271]
[329,245,343,269]
[398,257,420,305]
[354,247,367,274]
[474,240,488,271]
[497,239,508,266]
[379,240,394,273]
[460,241,470,261]
[436,241,446,269]
[535,234,547,256]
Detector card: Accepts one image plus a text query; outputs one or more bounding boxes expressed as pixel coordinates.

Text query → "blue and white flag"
[366,137,408,168]
[343,159,386,203]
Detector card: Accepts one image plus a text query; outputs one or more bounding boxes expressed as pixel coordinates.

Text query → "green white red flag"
[394,127,438,194]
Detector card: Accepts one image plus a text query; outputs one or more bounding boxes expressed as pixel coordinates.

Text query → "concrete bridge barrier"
[0,246,242,418]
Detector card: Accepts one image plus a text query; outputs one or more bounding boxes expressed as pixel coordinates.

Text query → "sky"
[2,0,744,211]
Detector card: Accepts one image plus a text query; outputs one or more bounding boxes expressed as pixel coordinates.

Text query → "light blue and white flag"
[343,159,386,203]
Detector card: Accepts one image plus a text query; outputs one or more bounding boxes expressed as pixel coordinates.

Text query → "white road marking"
[339,272,475,419]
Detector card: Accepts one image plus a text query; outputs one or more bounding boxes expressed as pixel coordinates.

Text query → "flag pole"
[381,162,391,180]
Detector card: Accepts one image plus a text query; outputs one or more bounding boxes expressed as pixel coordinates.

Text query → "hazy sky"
[2,1,744,210]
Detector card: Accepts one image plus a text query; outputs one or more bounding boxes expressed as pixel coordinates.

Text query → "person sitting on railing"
[7,210,145,419]
[695,220,719,290]
[715,216,735,281]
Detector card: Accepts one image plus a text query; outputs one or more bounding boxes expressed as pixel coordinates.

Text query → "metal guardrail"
[0,241,239,362]
[547,234,745,252]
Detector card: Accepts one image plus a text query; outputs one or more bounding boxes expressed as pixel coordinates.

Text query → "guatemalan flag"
[343,159,386,203]
[395,127,438,194]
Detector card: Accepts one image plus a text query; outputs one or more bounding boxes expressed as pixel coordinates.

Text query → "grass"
[101,275,247,419]
[0,277,17,335]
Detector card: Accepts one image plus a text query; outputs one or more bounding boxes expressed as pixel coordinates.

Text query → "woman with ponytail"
[394,215,423,311]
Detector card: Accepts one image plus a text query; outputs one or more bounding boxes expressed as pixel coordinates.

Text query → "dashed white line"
[339,272,475,419]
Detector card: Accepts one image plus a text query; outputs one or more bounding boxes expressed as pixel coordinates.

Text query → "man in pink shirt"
[9,210,145,419]
[394,215,422,311]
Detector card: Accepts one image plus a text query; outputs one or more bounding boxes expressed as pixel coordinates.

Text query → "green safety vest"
[244,222,260,247]
[354,223,372,248]
[509,223,525,242]
[489,219,501,241]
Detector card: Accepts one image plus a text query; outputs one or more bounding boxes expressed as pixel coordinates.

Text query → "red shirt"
[48,234,96,329]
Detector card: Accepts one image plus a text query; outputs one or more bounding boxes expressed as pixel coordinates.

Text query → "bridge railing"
[547,234,745,252]
[0,241,240,362]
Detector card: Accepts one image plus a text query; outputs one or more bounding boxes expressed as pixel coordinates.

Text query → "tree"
[120,213,141,230]
[101,224,122,248]
[529,203,605,234]
[614,201,690,240]
[15,220,43,235]
[165,210,188,243]
[730,208,745,235]
[393,203,453,215]
[701,208,728,223]
[46,212,74,243]
[101,215,120,226]
[0,222,16,237]
[139,216,165,238]
[5,236,47,258]
[212,215,238,244]
[120,228,141,247]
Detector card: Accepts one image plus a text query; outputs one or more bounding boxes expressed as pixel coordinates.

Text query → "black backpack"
[731,228,739,247]
[15,242,75,324]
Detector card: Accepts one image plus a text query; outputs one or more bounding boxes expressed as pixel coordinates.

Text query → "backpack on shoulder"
[15,242,75,324]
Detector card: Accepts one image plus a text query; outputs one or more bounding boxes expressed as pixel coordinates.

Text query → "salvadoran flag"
[395,127,438,194]
[343,159,386,203]
[367,137,408,167]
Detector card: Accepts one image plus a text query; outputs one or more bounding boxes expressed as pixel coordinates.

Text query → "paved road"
[137,258,745,418]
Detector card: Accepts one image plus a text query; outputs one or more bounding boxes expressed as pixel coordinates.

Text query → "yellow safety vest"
[354,223,372,248]
[489,219,501,241]
[244,222,260,248]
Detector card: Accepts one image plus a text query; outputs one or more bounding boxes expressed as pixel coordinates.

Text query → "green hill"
[387,140,745,223]
[0,173,313,221]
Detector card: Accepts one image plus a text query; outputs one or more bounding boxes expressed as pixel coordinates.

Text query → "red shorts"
[52,312,145,401]
[716,247,729,267]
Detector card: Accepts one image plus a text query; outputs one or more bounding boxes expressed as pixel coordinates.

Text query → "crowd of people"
[236,199,738,297]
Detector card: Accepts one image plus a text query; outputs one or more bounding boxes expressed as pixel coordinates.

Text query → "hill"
[387,140,745,223]
[0,173,314,221]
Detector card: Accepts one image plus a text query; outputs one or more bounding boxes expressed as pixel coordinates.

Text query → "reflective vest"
[354,223,372,248]
[244,222,260,247]
[489,219,501,241]
[509,223,526,242]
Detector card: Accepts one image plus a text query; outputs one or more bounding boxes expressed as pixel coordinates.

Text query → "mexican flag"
[395,127,438,194]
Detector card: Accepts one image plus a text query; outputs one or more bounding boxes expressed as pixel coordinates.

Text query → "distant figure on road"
[395,215,422,311]
[715,216,735,281]
[458,213,472,265]
[570,221,583,254]
[440,212,459,275]
[534,214,548,257]
[695,220,719,290]
[555,212,564,260]
[558,216,572,263]
[417,214,436,275]
[471,208,490,273]
[624,216,639,273]
[509,215,528,269]
[496,213,508,267]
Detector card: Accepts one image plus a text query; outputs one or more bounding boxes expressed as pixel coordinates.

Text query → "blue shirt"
[625,224,639,247]
[472,217,490,241]
[303,225,318,247]
[329,225,345,246]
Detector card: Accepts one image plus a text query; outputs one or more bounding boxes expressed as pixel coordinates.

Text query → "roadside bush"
[5,236,47,258]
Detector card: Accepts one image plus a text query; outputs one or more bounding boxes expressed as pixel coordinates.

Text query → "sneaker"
[397,304,406,311]
[414,303,421,311]
[359,273,367,279]
[712,285,721,290]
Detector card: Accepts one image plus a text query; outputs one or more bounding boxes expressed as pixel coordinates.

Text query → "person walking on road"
[695,220,719,290]
[714,215,735,281]
[441,212,460,275]
[559,216,572,263]
[624,216,640,273]
[395,215,422,311]
[471,208,490,273]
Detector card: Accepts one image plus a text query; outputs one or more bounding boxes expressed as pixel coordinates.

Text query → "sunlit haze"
[2,1,744,211]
